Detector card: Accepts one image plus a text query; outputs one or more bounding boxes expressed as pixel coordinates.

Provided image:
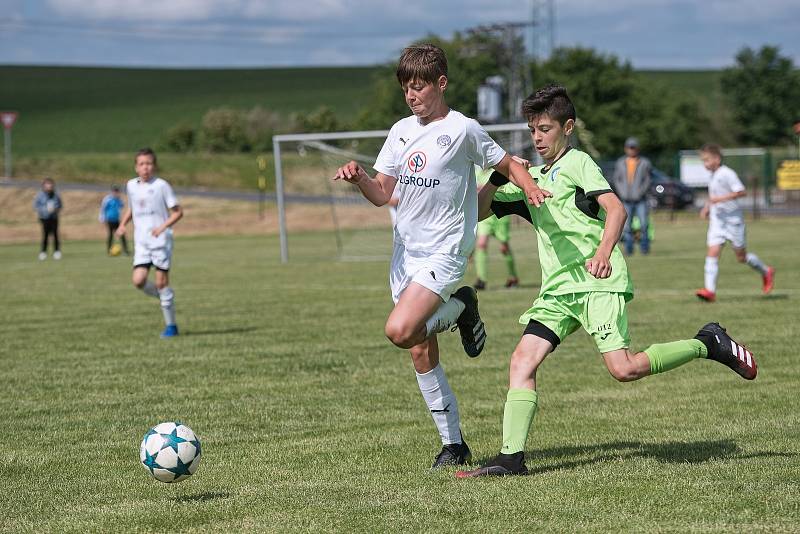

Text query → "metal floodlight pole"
[272,137,289,263]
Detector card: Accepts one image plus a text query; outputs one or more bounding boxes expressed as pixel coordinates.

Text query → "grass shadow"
[472,439,797,476]
[185,326,259,336]
[174,491,230,503]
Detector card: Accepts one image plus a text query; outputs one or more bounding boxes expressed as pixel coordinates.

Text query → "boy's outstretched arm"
[492,154,551,207]
[585,192,626,279]
[477,180,499,221]
[333,160,397,206]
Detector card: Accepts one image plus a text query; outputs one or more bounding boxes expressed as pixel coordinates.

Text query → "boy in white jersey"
[334,44,547,468]
[695,143,774,302]
[116,148,183,337]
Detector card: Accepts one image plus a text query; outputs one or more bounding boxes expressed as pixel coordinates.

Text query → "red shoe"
[762,266,775,294]
[695,288,716,302]
[504,277,519,288]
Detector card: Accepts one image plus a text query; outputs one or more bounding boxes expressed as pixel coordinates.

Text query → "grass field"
[1,216,798,532]
[0,66,378,156]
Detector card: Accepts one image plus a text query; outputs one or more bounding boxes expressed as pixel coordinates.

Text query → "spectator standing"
[33,177,63,260]
[612,137,652,255]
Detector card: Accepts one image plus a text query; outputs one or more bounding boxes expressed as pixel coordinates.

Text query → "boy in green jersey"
[473,167,520,290]
[456,85,758,478]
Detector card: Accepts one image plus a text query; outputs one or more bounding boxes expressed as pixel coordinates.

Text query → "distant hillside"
[0,66,722,157]
[0,66,379,156]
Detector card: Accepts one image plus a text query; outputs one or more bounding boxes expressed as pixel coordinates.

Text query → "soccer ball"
[139,422,202,483]
[109,243,122,256]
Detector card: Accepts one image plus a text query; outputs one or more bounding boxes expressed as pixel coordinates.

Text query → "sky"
[1,0,799,69]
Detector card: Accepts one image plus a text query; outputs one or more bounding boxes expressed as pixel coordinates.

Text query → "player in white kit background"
[116,148,183,337]
[334,44,549,468]
[695,143,774,302]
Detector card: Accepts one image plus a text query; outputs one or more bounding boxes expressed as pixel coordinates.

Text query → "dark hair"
[396,44,448,86]
[700,143,723,158]
[111,184,120,192]
[521,84,576,125]
[42,177,54,186]
[135,147,158,165]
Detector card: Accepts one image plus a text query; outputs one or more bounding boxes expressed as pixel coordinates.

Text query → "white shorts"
[133,234,173,271]
[389,242,467,304]
[707,216,746,249]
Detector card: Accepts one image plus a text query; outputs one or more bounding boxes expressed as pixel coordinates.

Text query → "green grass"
[1,215,798,532]
[0,66,379,156]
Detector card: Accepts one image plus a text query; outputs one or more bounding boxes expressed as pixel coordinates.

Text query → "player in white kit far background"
[116,148,184,337]
[334,44,549,468]
[695,143,774,302]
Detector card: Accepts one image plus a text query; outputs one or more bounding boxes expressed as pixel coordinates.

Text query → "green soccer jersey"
[490,147,634,299]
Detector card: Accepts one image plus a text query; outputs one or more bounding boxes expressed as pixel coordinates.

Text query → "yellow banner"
[777,160,800,190]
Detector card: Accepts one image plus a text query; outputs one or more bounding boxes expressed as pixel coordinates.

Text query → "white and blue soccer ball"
[139,422,202,483]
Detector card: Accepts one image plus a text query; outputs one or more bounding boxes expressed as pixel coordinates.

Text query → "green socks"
[504,250,518,278]
[645,339,708,375]
[475,248,488,282]
[501,388,538,454]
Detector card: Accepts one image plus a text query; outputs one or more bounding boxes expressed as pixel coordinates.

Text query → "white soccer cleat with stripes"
[695,322,758,380]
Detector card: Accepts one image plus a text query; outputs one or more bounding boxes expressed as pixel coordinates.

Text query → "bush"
[293,106,341,133]
[160,122,196,152]
[200,107,249,152]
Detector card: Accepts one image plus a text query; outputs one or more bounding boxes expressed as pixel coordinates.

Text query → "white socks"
[139,280,159,297]
[745,252,768,275]
[424,298,465,336]
[416,364,462,445]
[704,256,719,292]
[158,287,176,326]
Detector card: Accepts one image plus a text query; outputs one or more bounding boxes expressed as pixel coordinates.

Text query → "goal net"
[272,123,535,262]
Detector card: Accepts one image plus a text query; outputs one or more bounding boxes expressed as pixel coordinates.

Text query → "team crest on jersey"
[436,135,451,148]
[550,167,561,182]
[408,151,427,173]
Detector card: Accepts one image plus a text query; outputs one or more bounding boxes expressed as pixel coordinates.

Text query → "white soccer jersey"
[126,176,179,247]
[708,165,744,220]
[374,110,506,256]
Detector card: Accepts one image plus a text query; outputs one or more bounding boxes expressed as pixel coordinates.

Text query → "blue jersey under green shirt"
[490,147,634,305]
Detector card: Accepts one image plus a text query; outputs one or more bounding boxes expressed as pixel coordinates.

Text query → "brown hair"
[135,147,158,166]
[396,44,448,86]
[521,84,576,125]
[700,143,723,158]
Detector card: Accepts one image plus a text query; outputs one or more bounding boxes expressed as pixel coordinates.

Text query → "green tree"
[353,32,511,129]
[721,46,800,146]
[534,47,704,164]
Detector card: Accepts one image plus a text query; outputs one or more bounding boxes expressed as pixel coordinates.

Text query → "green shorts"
[477,215,511,242]
[519,292,631,353]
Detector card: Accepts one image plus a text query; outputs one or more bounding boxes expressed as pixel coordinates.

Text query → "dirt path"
[0,187,391,244]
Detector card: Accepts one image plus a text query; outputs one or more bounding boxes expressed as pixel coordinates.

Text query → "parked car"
[648,168,695,209]
[599,162,695,210]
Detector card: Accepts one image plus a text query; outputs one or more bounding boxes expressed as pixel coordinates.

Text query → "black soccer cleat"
[695,322,757,380]
[432,441,472,469]
[452,286,486,358]
[473,279,487,291]
[455,451,528,478]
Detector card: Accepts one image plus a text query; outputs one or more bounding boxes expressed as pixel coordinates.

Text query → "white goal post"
[272,123,532,263]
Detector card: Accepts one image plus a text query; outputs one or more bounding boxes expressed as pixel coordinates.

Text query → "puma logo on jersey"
[400,137,407,145]
[430,271,436,280]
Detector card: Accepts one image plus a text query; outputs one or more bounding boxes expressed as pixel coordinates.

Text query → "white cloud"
[46,0,225,21]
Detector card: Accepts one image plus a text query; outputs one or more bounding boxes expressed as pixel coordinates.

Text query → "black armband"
[489,171,510,187]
